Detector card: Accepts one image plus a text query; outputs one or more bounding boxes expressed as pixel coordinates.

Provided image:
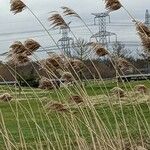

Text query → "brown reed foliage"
[88,42,109,57]
[11,53,30,66]
[10,0,26,14]
[46,101,68,112]
[105,0,122,12]
[110,87,125,98]
[48,13,68,28]
[61,6,81,18]
[0,93,13,102]
[134,85,148,94]
[40,54,64,71]
[117,58,131,70]
[61,72,74,83]
[136,22,150,51]
[24,39,40,55]
[66,59,84,71]
[39,77,60,90]
[69,95,83,104]
[9,41,28,55]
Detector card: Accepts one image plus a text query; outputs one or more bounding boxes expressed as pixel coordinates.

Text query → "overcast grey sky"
[0,0,150,59]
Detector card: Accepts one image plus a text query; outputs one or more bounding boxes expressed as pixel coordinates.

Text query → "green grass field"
[0,80,150,149]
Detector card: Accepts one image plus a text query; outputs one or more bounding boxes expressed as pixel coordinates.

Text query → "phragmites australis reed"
[104,0,122,12]
[117,58,131,70]
[24,39,40,55]
[10,0,26,14]
[48,13,68,29]
[46,101,68,112]
[11,53,30,66]
[69,95,83,104]
[39,77,60,90]
[8,41,30,65]
[61,6,81,18]
[88,42,109,57]
[40,54,64,71]
[61,72,74,83]
[66,59,84,71]
[136,22,150,51]
[0,93,13,102]
[134,85,148,94]
[9,41,28,55]
[110,87,125,98]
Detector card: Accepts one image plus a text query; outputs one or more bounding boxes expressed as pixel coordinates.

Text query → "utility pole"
[91,12,117,48]
[58,26,73,57]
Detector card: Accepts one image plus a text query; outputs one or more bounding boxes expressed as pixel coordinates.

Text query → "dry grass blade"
[61,6,81,18]
[24,39,40,55]
[48,13,68,28]
[88,42,109,57]
[10,0,26,14]
[105,0,122,12]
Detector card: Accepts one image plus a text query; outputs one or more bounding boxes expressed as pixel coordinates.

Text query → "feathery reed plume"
[61,6,81,18]
[105,0,122,12]
[117,58,131,71]
[10,0,26,14]
[48,13,68,29]
[9,41,28,55]
[11,53,30,66]
[0,93,13,102]
[136,22,150,51]
[134,85,147,94]
[40,54,64,71]
[110,87,125,98]
[66,59,84,71]
[46,101,68,112]
[61,72,74,83]
[39,77,60,90]
[24,39,40,55]
[88,42,109,57]
[69,95,83,104]
[137,146,147,150]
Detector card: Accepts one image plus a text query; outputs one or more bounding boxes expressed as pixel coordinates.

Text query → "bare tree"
[72,38,90,61]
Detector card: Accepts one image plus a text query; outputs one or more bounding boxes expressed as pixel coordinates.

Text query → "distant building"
[145,9,150,27]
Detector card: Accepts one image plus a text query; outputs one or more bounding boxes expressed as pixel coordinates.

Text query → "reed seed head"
[88,42,109,57]
[24,39,40,55]
[10,0,26,14]
[105,0,122,12]
[110,87,125,98]
[69,95,83,104]
[117,58,131,70]
[61,72,74,82]
[9,41,28,55]
[0,93,13,102]
[136,22,150,51]
[134,85,147,94]
[61,6,81,18]
[48,13,68,28]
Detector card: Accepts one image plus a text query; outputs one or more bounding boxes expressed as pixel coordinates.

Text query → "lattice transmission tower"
[90,12,117,48]
[145,9,150,27]
[57,26,73,57]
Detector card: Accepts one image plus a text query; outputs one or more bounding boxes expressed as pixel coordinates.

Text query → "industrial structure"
[145,9,150,27]
[57,25,73,57]
[90,12,117,48]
